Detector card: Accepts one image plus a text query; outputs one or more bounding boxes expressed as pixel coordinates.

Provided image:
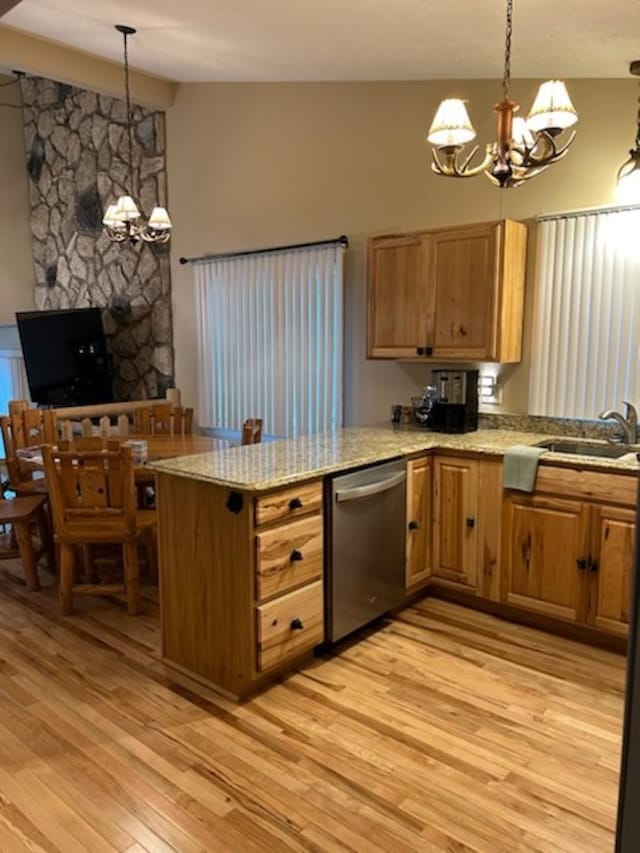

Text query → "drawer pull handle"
[290,549,304,562]
[290,618,304,631]
[289,497,303,510]
[408,520,420,530]
[466,517,475,529]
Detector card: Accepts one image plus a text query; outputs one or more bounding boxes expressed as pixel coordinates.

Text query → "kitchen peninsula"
[154,424,638,699]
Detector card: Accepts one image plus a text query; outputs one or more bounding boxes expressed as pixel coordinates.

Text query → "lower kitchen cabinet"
[433,456,479,589]
[406,455,433,590]
[591,505,635,637]
[501,494,587,622]
[502,487,636,637]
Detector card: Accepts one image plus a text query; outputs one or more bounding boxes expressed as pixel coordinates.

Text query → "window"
[194,242,345,438]
[529,207,640,419]
[0,325,29,415]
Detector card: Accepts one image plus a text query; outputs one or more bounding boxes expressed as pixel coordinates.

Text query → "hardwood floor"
[0,558,625,852]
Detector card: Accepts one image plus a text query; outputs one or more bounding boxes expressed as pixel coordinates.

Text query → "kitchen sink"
[535,439,634,459]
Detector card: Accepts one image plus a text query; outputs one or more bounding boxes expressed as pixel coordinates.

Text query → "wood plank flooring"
[0,558,626,852]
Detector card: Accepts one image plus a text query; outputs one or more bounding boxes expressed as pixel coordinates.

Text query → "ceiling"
[4,0,640,83]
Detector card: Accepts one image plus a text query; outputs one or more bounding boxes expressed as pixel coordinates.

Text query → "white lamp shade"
[512,117,535,148]
[427,99,476,147]
[114,195,141,221]
[527,80,578,132]
[148,206,172,230]
[102,204,124,227]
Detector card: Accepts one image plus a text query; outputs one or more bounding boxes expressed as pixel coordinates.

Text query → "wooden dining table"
[16,434,232,482]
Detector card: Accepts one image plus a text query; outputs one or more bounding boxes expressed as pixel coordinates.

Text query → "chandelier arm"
[520,129,577,168]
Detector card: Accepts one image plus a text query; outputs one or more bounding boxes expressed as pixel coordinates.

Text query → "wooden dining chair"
[43,441,157,616]
[0,407,57,496]
[241,418,263,445]
[0,494,54,590]
[134,404,194,436]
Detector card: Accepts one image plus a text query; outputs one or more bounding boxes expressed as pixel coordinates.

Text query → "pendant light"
[427,0,578,188]
[102,25,172,244]
[616,61,640,204]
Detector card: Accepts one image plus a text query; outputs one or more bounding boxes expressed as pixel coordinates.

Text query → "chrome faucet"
[598,401,638,444]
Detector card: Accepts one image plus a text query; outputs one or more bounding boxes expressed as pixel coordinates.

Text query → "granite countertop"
[151,424,640,493]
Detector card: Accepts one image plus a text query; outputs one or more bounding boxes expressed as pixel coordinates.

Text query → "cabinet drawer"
[255,480,323,527]
[256,514,323,601]
[256,581,324,672]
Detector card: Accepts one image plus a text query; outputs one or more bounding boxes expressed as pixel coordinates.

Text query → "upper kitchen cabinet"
[367,219,527,362]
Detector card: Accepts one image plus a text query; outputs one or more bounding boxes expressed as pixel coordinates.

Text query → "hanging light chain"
[122,27,135,198]
[502,0,513,103]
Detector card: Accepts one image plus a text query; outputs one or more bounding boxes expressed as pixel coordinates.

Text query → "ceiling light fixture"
[427,0,578,188]
[103,25,172,244]
[616,60,640,204]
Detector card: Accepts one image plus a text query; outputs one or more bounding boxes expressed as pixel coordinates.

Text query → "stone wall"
[20,76,173,400]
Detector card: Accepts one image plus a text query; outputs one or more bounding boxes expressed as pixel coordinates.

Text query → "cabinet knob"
[465,517,475,529]
[290,549,304,562]
[408,520,420,530]
[289,497,303,510]
[588,558,599,573]
[290,618,304,631]
[416,347,425,356]
[425,346,433,356]
[576,558,587,571]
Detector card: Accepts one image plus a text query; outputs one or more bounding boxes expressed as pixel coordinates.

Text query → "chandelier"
[616,61,640,203]
[102,25,172,243]
[426,0,578,188]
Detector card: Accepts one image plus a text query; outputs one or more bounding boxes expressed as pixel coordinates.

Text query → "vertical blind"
[0,351,29,415]
[529,207,640,419]
[195,243,344,437]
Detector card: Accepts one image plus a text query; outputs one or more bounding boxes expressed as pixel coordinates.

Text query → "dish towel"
[502,445,546,492]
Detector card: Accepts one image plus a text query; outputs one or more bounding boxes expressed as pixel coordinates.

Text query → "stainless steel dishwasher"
[326,458,407,643]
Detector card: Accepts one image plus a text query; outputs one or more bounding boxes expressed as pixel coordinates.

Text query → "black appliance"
[430,369,478,434]
[16,308,114,407]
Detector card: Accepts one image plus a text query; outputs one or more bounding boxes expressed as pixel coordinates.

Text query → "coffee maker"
[430,369,479,433]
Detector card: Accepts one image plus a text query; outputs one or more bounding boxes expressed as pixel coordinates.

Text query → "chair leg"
[13,519,40,592]
[81,544,97,583]
[123,540,141,616]
[59,543,75,615]
[36,505,55,574]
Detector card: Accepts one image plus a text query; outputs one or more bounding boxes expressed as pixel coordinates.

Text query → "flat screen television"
[16,308,114,406]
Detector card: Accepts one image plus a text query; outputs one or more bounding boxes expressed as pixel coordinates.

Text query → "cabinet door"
[406,456,433,590]
[429,224,498,360]
[433,457,478,589]
[592,506,635,637]
[368,235,431,357]
[502,494,588,622]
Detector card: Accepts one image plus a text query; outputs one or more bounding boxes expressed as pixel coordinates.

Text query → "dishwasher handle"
[334,469,406,503]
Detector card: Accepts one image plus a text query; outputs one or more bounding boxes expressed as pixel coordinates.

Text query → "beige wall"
[167,79,635,424]
[0,74,33,325]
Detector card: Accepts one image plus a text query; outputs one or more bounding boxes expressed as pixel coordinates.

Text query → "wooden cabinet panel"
[433,457,478,589]
[368,235,431,357]
[257,581,324,672]
[255,480,323,527]
[429,224,497,360]
[406,456,433,590]
[592,506,635,637]
[256,514,323,602]
[502,495,587,622]
[367,219,527,363]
